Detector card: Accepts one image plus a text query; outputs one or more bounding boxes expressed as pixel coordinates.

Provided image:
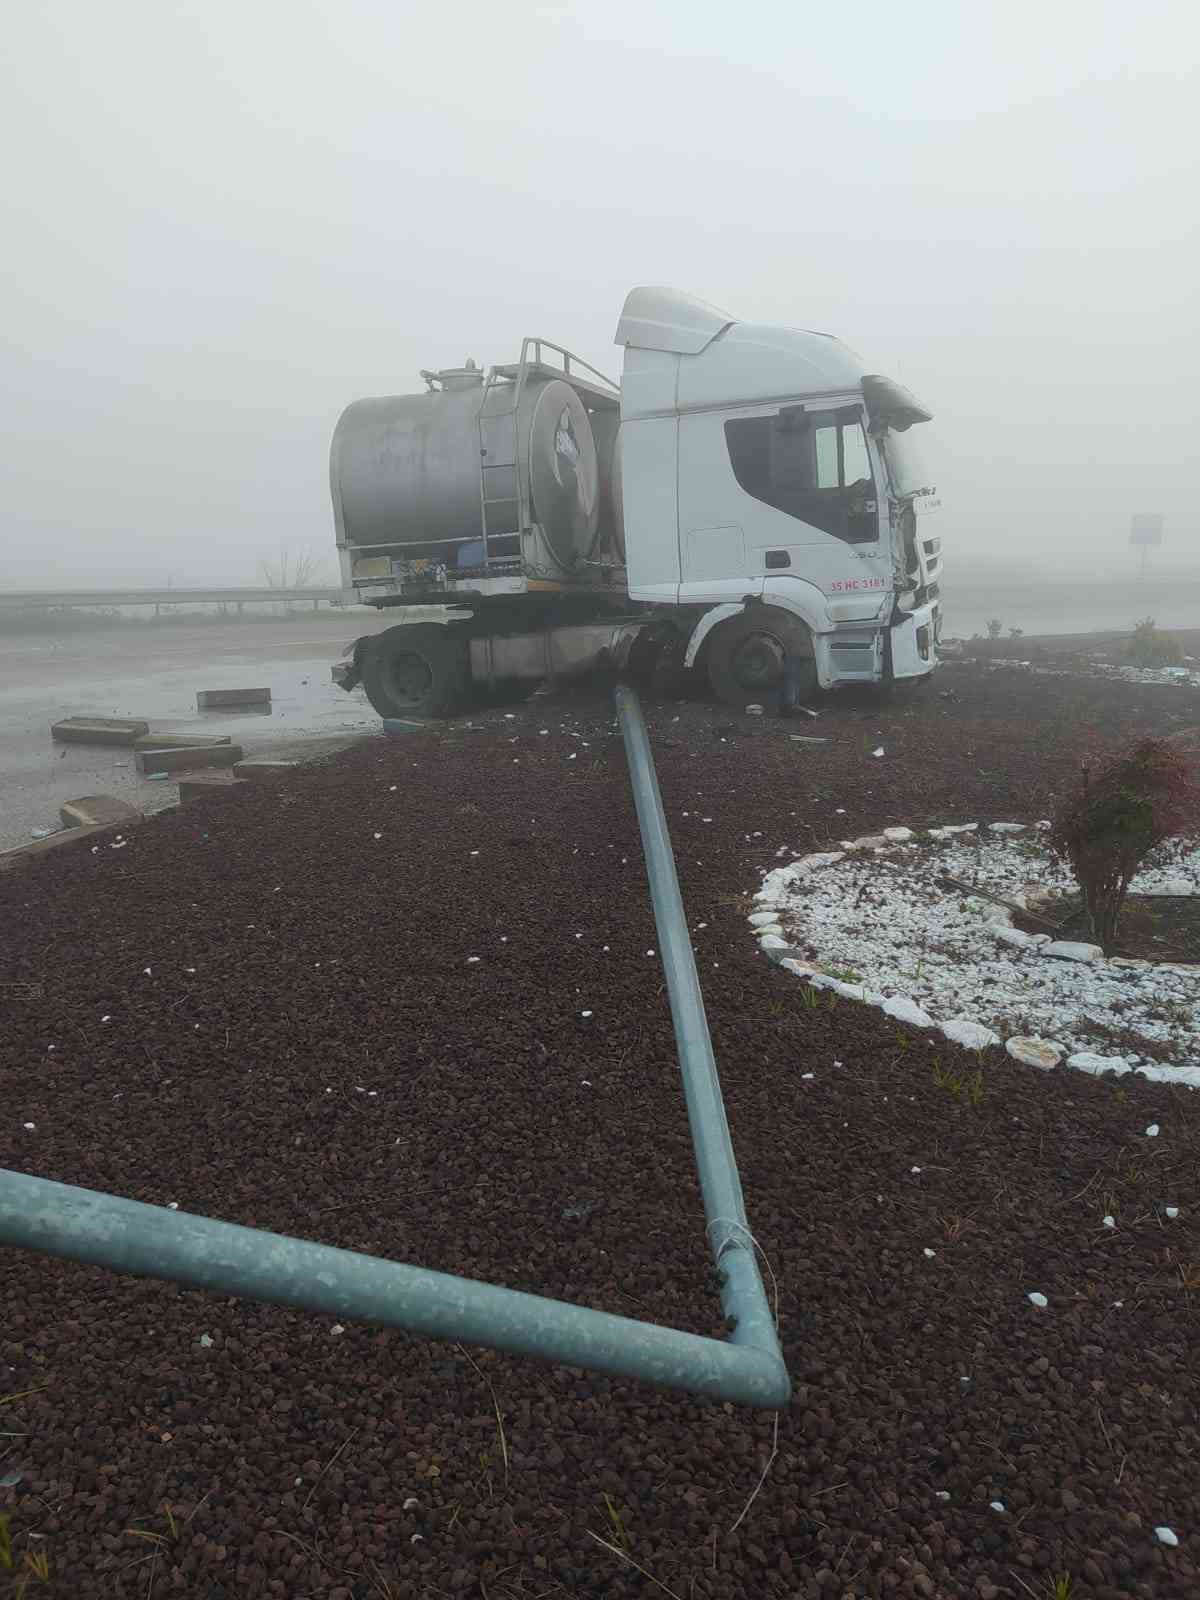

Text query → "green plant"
[826,966,863,984]
[1125,617,1183,668]
[0,1516,51,1594]
[932,1061,984,1105]
[602,1493,628,1551]
[1049,737,1200,950]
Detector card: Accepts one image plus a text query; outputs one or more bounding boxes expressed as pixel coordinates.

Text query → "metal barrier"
[0,688,788,1410]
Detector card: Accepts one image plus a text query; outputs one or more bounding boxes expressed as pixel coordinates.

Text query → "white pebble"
[198,1333,213,1348]
[330,1324,345,1336]
[801,1072,814,1080]
[1154,1527,1179,1547]
[872,747,885,758]
[167,1202,179,1211]
[22,1122,35,1131]
[1027,1292,1048,1308]
[911,1166,922,1174]
[1103,1216,1116,1229]
[581,1010,593,1018]
[403,1497,420,1511]
[923,1248,936,1259]
[935,1490,950,1501]
[467,956,481,963]
[1165,1207,1179,1220]
[1145,1124,1160,1137]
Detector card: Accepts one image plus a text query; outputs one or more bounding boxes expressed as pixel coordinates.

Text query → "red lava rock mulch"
[1,664,1198,1599]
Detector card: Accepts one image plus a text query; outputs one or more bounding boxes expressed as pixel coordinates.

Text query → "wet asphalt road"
[0,616,392,849]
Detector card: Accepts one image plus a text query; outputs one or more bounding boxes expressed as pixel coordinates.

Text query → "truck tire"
[360,624,470,719]
[705,606,816,708]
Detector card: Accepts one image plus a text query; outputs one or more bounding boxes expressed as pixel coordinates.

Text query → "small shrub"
[1049,738,1200,951]
[1125,617,1183,668]
[986,619,1003,640]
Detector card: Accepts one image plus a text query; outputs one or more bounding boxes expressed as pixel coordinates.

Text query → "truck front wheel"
[705,606,816,708]
[360,624,470,720]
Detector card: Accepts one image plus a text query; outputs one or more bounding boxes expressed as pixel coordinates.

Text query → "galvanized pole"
[613,684,784,1376]
[0,688,788,1410]
[0,1169,787,1407]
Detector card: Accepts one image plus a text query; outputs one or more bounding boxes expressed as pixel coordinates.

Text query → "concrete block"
[136,744,244,775]
[178,774,248,804]
[132,733,232,752]
[232,758,301,779]
[51,716,150,746]
[59,794,144,829]
[196,687,271,709]
[0,817,142,873]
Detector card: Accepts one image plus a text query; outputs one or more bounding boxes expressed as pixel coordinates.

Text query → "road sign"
[1130,514,1165,548]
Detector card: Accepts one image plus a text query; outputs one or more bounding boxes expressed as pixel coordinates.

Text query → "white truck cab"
[616,287,941,693]
[329,286,941,719]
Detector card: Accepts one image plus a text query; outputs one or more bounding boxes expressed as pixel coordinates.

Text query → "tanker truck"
[329,286,943,718]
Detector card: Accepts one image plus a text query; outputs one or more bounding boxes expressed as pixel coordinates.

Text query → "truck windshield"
[880,425,934,500]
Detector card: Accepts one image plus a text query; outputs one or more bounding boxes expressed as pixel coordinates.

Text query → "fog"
[2,0,1196,591]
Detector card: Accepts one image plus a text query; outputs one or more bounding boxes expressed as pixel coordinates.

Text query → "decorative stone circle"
[750,821,1200,1086]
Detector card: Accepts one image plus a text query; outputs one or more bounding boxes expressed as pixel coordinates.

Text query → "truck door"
[699,400,887,603]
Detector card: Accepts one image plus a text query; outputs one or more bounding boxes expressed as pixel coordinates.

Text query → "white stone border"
[750,822,1198,1080]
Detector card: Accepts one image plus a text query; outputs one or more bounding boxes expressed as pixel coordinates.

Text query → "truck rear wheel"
[705,606,816,708]
[360,624,470,720]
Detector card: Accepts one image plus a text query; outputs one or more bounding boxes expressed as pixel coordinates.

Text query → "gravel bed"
[2,662,1199,1598]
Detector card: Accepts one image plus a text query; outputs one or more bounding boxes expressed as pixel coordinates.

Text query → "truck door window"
[724,408,877,543]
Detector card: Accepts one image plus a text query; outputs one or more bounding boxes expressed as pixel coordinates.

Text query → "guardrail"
[0,686,788,1409]
[0,588,346,612]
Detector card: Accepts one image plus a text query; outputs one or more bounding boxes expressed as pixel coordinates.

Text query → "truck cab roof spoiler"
[861,373,933,430]
[615,286,734,355]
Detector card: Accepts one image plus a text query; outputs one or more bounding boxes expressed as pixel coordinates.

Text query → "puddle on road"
[0,634,382,849]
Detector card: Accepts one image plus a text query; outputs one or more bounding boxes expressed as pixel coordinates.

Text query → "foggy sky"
[3,0,1197,590]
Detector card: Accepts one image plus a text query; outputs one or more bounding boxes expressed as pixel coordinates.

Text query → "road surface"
[0,616,392,850]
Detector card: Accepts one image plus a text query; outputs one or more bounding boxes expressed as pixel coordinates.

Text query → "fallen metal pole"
[0,691,788,1409]
[0,1169,786,1406]
[613,683,786,1384]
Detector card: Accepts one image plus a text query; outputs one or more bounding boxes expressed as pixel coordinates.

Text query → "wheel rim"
[729,631,787,691]
[384,651,434,709]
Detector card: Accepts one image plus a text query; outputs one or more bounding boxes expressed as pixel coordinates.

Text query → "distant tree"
[1008,626,1024,641]
[1125,617,1183,668]
[1049,737,1199,951]
[259,544,328,612]
[986,619,1003,640]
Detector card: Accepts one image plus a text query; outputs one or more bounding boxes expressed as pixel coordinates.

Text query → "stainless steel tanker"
[330,343,624,594]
